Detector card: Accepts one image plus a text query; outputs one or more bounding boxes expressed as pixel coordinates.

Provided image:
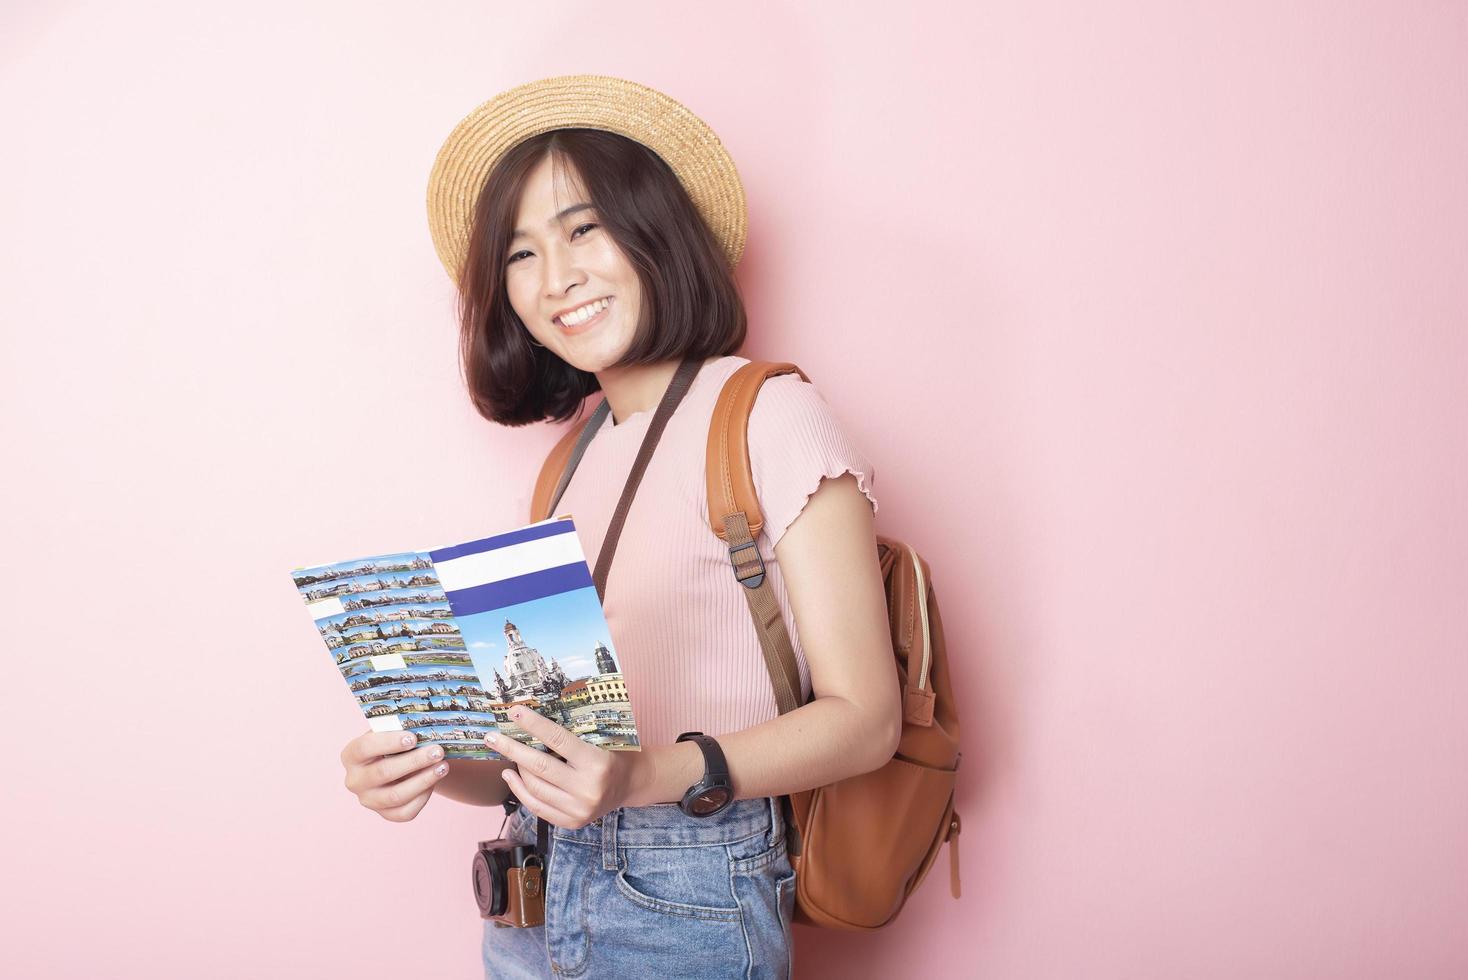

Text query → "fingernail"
[485,732,498,744]
[401,734,415,747]
[430,747,443,760]
[435,763,448,776]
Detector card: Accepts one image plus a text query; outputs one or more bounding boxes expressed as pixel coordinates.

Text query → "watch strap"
[677,731,730,780]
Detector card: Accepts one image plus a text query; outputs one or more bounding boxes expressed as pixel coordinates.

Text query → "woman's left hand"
[486,705,639,829]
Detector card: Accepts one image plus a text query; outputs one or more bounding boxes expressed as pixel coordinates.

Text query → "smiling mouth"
[554,296,613,333]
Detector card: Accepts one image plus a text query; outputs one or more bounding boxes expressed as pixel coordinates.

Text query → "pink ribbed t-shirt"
[548,354,879,749]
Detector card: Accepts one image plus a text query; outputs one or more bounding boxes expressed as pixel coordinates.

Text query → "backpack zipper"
[906,544,932,691]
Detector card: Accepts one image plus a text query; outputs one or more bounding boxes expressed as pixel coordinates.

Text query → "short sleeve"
[746,373,879,551]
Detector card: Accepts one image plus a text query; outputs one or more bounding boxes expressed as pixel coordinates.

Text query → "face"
[503,155,643,373]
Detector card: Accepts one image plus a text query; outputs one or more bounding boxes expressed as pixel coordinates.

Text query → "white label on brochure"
[306,596,345,619]
[434,531,586,591]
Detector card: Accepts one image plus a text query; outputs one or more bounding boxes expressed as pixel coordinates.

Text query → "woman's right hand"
[340,729,450,822]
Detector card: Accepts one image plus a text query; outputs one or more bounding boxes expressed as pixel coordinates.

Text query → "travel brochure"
[289,515,639,760]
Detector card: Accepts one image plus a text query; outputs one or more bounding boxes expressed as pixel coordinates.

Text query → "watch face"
[689,786,731,816]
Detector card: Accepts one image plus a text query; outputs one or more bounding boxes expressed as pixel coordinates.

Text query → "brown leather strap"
[948,811,962,899]
[531,409,600,523]
[705,361,808,541]
[704,361,812,715]
[544,398,611,520]
[588,355,703,602]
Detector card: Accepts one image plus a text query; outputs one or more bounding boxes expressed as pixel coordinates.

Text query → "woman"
[338,76,901,978]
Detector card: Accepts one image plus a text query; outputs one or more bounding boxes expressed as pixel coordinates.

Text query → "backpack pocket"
[798,753,958,928]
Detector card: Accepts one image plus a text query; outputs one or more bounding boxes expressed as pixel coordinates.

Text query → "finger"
[347,743,445,794]
[344,729,423,766]
[360,757,451,812]
[502,768,576,828]
[515,762,584,819]
[486,729,575,785]
[377,786,435,823]
[505,706,594,767]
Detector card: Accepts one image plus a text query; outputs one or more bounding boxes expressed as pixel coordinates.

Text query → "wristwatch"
[675,731,734,817]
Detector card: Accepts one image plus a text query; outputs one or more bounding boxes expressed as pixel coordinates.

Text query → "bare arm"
[623,472,903,806]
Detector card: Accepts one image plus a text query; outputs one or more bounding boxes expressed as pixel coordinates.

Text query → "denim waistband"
[544,796,785,853]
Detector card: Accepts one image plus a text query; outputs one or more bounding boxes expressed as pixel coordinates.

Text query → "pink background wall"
[4,2,1465,977]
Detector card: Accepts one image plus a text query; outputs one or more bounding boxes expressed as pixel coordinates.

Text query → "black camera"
[472,837,546,928]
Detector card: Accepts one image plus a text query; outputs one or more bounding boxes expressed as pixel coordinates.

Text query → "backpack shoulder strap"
[529,398,612,523]
[705,360,810,714]
[704,361,810,541]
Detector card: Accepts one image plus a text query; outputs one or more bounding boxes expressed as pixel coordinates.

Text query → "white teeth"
[556,297,609,327]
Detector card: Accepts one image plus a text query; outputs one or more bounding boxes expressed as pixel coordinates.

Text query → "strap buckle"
[727,538,766,589]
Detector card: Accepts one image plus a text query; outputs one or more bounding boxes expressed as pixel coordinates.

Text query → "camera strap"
[532,353,706,867]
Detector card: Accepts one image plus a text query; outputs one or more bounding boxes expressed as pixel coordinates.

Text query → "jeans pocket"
[730,839,797,980]
[774,868,797,978]
[614,843,744,921]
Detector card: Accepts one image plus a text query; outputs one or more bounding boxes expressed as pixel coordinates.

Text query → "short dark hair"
[455,128,747,426]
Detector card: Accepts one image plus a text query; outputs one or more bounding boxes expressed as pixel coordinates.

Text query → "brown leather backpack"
[530,359,963,929]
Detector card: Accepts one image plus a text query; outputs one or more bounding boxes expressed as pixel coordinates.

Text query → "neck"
[597,356,703,426]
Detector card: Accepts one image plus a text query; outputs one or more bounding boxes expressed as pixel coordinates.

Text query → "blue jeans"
[481,796,797,978]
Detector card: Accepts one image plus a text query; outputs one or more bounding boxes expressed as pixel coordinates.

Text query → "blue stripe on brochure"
[428,518,574,563]
[444,561,594,615]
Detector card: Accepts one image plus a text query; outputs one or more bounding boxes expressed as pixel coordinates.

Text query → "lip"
[554,296,613,335]
[551,295,611,323]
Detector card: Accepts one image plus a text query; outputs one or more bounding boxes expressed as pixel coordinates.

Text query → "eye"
[506,223,595,267]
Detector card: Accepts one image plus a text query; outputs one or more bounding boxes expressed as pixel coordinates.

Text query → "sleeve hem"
[763,464,879,551]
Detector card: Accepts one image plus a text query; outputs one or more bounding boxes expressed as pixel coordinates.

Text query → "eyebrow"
[510,203,596,242]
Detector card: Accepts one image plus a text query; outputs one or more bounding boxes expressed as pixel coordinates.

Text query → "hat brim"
[426,74,747,287]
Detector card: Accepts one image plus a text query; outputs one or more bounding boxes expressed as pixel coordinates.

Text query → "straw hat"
[426,74,748,288]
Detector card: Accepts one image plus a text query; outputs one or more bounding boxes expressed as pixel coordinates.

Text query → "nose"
[541,238,586,304]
